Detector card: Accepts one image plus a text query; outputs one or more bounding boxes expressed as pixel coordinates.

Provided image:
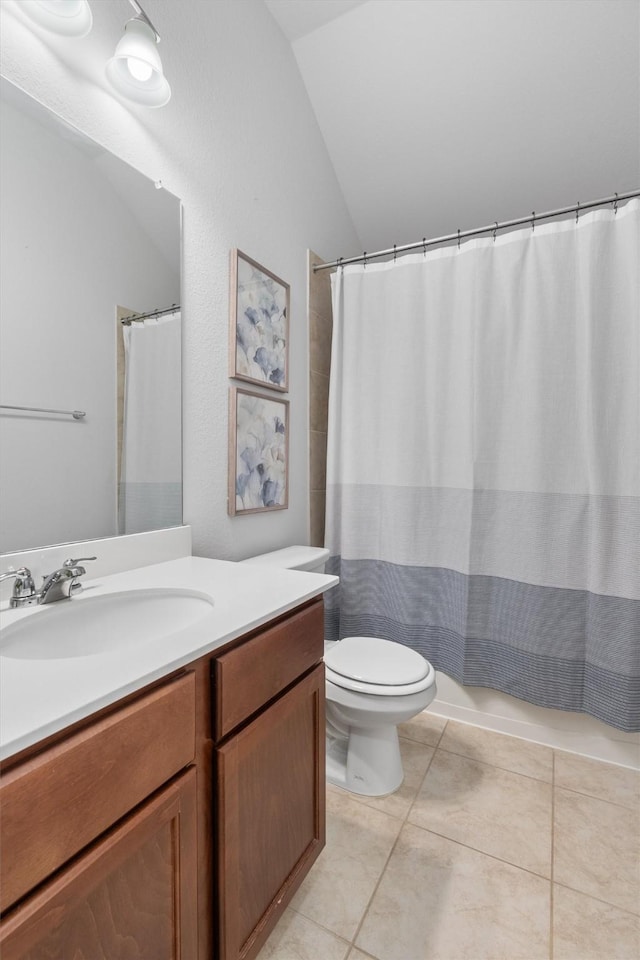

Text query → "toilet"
[242,546,437,797]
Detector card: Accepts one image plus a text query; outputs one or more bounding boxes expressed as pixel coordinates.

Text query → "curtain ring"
[423,237,427,257]
[492,221,498,242]
[393,244,397,263]
[338,256,343,272]
[614,192,619,215]
[576,201,580,224]
[531,212,535,233]
[363,251,367,269]
[457,228,461,250]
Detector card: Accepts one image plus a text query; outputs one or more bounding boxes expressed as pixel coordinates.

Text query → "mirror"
[0,78,182,555]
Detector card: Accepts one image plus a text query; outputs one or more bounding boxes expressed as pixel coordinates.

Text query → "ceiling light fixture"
[106,0,171,108]
[20,0,93,38]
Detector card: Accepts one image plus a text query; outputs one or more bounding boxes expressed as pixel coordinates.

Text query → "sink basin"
[0,588,214,660]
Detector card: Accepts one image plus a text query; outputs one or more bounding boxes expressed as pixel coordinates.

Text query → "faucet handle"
[1,566,32,583]
[63,556,97,567]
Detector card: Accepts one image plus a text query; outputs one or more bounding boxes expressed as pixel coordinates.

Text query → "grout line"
[284,908,353,951]
[317,724,636,960]
[404,739,439,823]
[348,827,404,953]
[405,819,554,883]
[551,879,640,919]
[330,737,438,823]
[552,780,639,811]
[347,740,435,953]
[432,716,448,747]
[346,948,380,960]
[326,782,405,822]
[434,744,554,785]
[550,749,556,959]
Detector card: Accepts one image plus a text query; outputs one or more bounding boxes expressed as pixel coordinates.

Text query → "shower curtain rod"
[120,303,180,325]
[313,189,640,272]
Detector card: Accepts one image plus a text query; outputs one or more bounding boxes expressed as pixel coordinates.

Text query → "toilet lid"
[324,636,429,686]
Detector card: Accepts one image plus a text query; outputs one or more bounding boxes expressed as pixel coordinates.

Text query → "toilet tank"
[241,545,330,574]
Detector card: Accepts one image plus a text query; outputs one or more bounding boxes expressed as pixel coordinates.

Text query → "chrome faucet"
[38,557,96,605]
[0,567,38,608]
[1,557,96,608]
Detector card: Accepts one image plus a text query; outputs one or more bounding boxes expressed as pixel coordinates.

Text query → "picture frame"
[229,249,289,392]
[228,386,289,516]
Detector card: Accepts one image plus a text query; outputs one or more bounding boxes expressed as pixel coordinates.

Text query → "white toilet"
[242,546,437,797]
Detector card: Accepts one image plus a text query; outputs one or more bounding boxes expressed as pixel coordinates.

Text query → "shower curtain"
[325,200,640,731]
[119,311,182,534]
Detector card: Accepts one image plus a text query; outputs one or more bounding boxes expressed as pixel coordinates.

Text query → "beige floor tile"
[553,884,640,959]
[398,709,446,747]
[355,823,550,960]
[290,788,402,941]
[255,909,350,960]
[409,748,552,876]
[349,738,435,821]
[554,751,640,809]
[554,787,640,914]
[347,950,379,960]
[439,719,554,781]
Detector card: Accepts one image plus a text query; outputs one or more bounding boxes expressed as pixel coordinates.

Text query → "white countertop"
[0,556,338,761]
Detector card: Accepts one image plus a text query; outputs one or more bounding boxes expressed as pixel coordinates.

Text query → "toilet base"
[326,725,404,797]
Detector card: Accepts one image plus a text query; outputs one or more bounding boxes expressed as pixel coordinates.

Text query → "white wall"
[0,0,360,561]
[291,0,640,251]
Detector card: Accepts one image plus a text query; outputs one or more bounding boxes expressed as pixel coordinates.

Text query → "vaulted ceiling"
[265,0,639,257]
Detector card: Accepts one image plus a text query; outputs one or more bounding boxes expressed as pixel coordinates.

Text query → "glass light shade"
[20,0,93,37]
[105,19,171,108]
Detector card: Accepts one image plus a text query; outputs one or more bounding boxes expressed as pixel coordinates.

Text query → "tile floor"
[257,712,640,960]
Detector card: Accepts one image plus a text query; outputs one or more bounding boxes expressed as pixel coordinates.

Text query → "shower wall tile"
[310,491,326,548]
[308,250,333,548]
[310,310,333,378]
[310,370,330,433]
[308,252,334,326]
[310,429,327,495]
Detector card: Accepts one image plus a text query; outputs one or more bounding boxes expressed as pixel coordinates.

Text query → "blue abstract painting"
[232,250,289,391]
[231,388,288,514]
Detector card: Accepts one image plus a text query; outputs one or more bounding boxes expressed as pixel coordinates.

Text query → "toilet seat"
[325,636,435,696]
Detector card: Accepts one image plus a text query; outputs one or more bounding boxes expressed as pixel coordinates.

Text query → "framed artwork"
[229,249,289,392]
[229,387,289,515]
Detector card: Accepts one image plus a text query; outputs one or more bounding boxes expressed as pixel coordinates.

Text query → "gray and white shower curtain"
[325,200,640,731]
[119,310,182,534]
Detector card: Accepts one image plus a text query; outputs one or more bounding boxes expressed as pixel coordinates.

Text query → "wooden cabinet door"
[216,664,326,960]
[0,769,198,960]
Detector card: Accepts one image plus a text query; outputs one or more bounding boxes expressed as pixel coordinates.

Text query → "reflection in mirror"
[0,78,182,555]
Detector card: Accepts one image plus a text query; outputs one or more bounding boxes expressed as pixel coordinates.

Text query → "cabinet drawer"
[0,671,195,913]
[213,600,324,740]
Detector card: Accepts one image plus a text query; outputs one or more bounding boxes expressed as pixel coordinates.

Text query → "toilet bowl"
[241,546,437,797]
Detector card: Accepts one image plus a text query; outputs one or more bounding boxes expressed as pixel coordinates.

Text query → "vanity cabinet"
[0,673,198,960]
[0,770,198,960]
[0,597,326,960]
[213,599,326,960]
